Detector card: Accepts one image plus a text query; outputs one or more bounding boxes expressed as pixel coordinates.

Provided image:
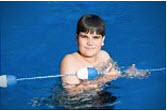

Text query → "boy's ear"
[102,36,105,46]
[76,34,79,45]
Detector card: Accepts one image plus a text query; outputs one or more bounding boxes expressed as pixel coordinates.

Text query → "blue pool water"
[0,1,166,110]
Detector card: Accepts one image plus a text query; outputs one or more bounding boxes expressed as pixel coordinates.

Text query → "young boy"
[60,14,121,94]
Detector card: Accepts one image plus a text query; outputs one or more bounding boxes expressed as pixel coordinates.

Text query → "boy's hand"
[103,63,121,79]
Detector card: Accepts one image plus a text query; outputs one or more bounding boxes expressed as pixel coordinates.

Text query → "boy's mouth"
[85,46,95,49]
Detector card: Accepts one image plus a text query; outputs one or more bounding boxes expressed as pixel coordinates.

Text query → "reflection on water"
[31,83,118,110]
[30,63,152,110]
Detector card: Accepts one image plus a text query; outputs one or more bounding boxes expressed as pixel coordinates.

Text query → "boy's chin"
[83,53,98,58]
[79,50,100,58]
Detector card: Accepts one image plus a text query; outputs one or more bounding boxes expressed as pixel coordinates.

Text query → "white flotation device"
[76,67,99,80]
[0,75,17,88]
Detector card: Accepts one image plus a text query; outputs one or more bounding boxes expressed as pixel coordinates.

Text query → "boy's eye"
[80,35,88,38]
[79,35,102,39]
[93,36,101,39]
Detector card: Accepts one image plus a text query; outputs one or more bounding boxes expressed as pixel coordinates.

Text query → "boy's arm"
[60,55,81,85]
[63,73,120,94]
[63,64,121,94]
[60,55,100,94]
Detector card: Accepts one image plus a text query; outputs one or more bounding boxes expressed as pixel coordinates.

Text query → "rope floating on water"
[16,67,166,82]
[143,67,166,72]
[0,67,166,88]
[17,74,74,81]
[1,67,165,88]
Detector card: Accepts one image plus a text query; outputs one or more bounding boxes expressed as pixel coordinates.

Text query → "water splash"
[120,64,166,79]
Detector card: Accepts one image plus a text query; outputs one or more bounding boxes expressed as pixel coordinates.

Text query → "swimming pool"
[0,1,166,110]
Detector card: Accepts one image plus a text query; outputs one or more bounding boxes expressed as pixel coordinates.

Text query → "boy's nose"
[87,38,93,45]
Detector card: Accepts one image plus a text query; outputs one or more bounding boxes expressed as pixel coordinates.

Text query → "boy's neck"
[82,56,97,64]
[77,52,98,64]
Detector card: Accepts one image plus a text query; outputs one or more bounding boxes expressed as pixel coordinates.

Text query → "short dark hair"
[76,14,105,37]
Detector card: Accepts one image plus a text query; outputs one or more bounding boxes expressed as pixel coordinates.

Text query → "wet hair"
[76,14,105,37]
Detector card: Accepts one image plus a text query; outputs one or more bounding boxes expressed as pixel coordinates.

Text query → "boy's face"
[77,31,105,57]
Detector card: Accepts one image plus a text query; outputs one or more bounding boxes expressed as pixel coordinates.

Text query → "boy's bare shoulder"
[99,50,111,59]
[60,52,79,74]
[61,53,76,64]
